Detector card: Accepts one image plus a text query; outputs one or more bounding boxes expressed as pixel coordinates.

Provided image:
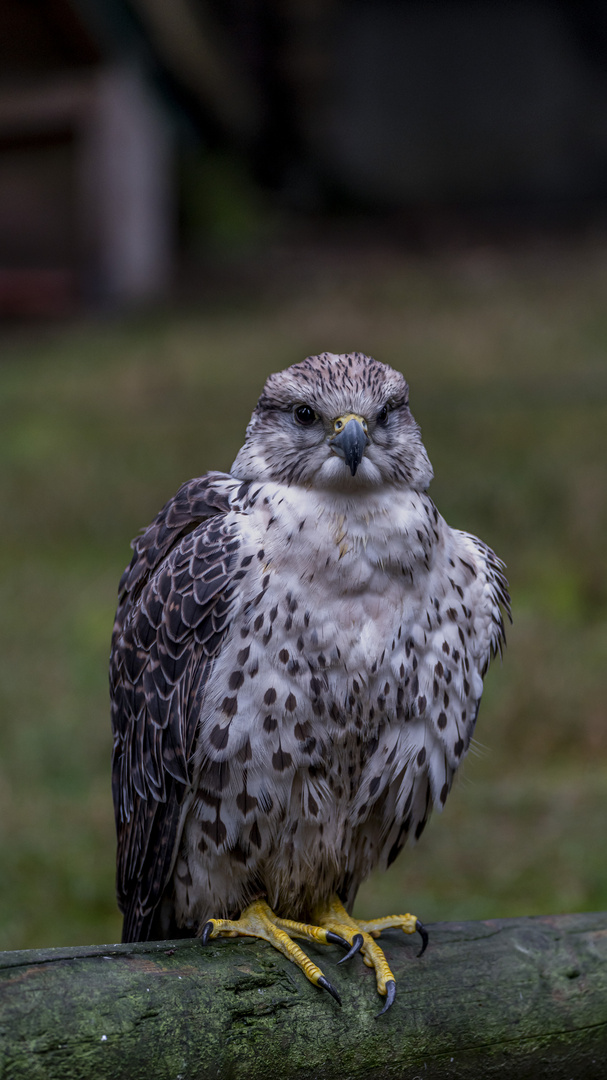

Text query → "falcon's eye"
[294,404,317,426]
[377,404,389,426]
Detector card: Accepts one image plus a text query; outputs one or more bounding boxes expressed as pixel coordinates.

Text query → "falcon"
[110,351,510,1014]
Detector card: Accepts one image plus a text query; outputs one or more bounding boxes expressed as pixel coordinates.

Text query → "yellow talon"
[200,895,427,1014]
[310,895,427,1006]
[357,913,419,936]
[200,900,342,1004]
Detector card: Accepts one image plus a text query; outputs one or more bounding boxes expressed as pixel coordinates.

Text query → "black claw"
[375,979,396,1018]
[325,931,351,951]
[337,932,364,964]
[416,919,429,957]
[201,922,213,945]
[317,975,342,1005]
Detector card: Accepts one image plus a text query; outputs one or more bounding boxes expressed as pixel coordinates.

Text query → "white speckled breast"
[173,480,500,927]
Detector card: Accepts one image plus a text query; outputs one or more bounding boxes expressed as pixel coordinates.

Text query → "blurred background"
[0,0,606,950]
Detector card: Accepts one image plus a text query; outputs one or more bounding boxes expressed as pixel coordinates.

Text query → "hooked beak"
[330,413,369,476]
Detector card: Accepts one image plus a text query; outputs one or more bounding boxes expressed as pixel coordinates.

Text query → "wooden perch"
[1,912,606,1079]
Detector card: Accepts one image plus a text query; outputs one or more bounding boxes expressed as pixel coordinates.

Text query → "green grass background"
[1,247,606,951]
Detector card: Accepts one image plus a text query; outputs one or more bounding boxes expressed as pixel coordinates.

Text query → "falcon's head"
[231,351,433,491]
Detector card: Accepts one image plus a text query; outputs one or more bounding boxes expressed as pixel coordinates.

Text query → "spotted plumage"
[111,351,510,957]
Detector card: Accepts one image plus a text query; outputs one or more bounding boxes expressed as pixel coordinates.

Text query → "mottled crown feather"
[256,352,409,418]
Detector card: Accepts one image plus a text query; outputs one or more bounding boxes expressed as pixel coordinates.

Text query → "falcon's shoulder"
[110,471,250,941]
[115,472,240,606]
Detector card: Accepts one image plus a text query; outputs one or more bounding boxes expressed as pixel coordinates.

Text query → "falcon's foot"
[200,899,348,1004]
[311,895,428,1016]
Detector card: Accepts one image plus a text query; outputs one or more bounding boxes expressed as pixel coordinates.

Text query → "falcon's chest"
[202,482,441,744]
[262,487,429,666]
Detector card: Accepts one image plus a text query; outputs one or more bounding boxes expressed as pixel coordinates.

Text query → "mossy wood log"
[1,912,606,1080]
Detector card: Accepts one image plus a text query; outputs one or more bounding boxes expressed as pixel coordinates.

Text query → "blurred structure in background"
[0,0,172,314]
[2,0,607,315]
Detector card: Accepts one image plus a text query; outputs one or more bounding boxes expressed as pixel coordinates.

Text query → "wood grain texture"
[1,913,606,1079]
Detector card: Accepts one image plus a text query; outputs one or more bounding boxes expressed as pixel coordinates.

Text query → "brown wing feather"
[110,472,244,942]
